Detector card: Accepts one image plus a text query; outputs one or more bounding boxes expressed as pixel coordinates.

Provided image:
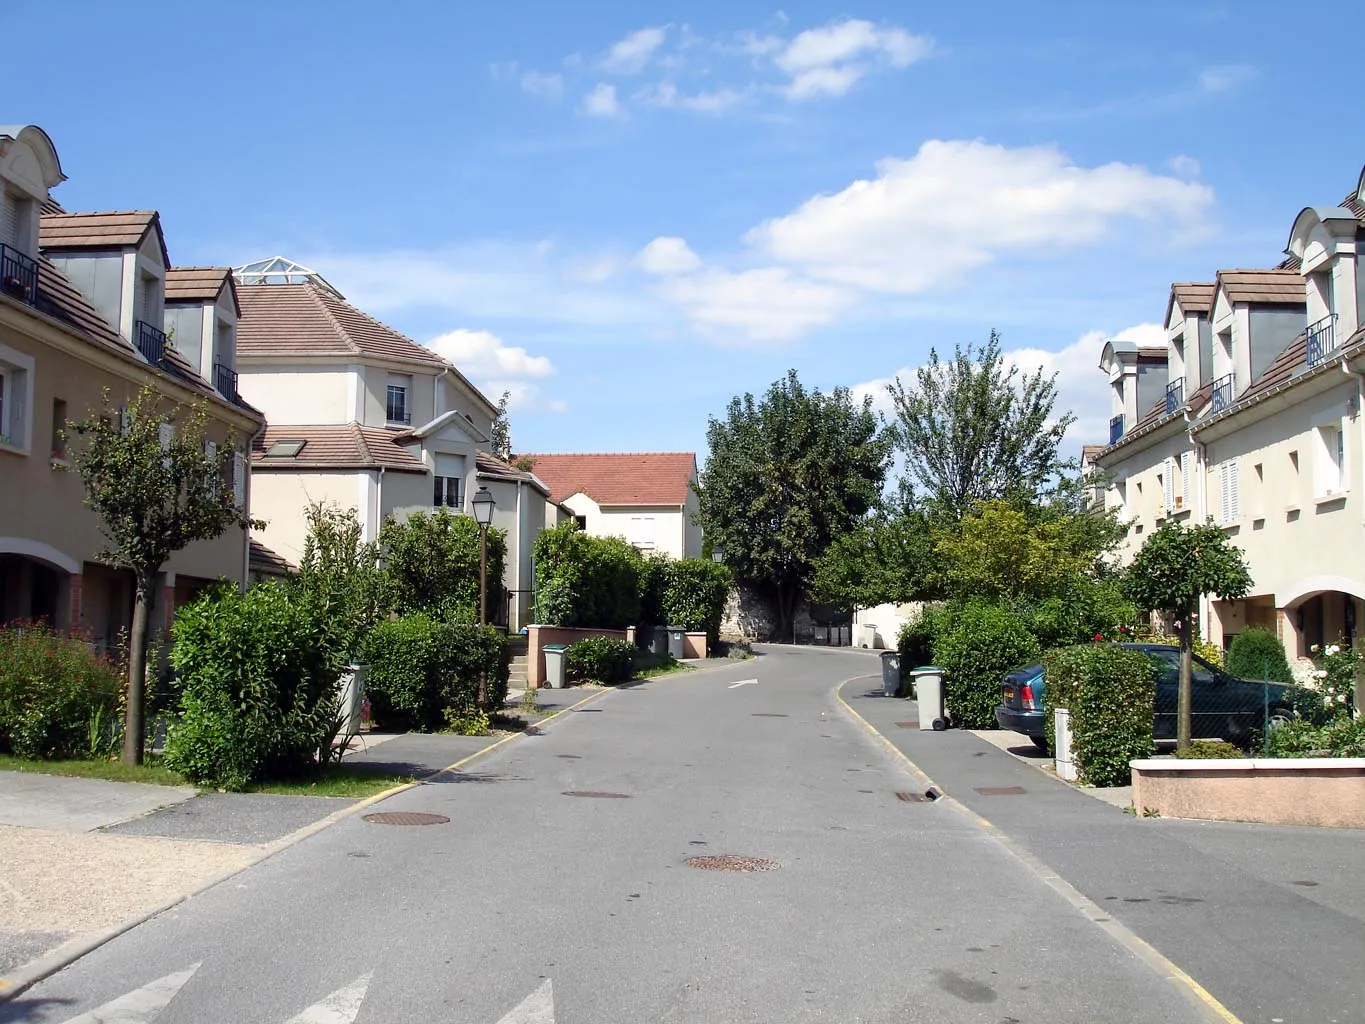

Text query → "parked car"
[994,643,1297,750]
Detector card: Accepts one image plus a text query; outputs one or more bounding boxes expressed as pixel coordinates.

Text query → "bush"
[164,584,343,790]
[0,622,124,760]
[1043,645,1155,787]
[661,558,732,644]
[1175,740,1243,759]
[1265,716,1365,758]
[897,605,946,673]
[360,615,508,732]
[379,509,507,623]
[533,523,642,629]
[1224,627,1293,684]
[932,602,1041,729]
[565,636,637,684]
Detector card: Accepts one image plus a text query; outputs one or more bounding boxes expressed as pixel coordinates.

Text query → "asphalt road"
[5,648,1241,1023]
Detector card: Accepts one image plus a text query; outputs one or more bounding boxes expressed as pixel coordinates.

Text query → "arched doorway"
[1278,576,1365,659]
[0,539,79,629]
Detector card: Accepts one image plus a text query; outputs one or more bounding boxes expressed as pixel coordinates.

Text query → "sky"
[11,1,1364,461]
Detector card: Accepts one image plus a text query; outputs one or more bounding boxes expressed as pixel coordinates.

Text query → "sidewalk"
[840,680,1365,1024]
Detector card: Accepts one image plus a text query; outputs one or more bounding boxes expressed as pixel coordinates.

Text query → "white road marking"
[285,973,373,1024]
[493,979,555,1024]
[727,679,758,688]
[57,963,200,1023]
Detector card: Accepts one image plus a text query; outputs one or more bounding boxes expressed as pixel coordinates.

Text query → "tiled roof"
[475,451,530,481]
[249,539,294,576]
[1238,334,1307,404]
[1215,269,1306,306]
[165,267,233,305]
[40,197,65,216]
[1167,282,1215,324]
[39,211,168,266]
[235,283,446,367]
[250,424,425,472]
[514,452,697,506]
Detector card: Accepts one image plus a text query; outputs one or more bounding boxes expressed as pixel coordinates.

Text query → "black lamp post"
[471,486,496,625]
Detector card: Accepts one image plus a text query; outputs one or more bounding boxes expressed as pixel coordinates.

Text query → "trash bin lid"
[544,643,569,651]
[879,650,899,660]
[911,665,944,674]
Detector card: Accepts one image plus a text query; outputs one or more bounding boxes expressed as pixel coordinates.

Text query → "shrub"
[379,509,507,623]
[1224,627,1293,684]
[932,602,1041,730]
[360,615,508,731]
[532,523,642,629]
[565,636,637,684]
[897,605,946,672]
[661,558,733,644]
[164,584,343,790]
[1175,740,1243,759]
[0,622,124,760]
[291,503,385,662]
[1043,644,1155,787]
[638,552,670,630]
[1266,716,1365,758]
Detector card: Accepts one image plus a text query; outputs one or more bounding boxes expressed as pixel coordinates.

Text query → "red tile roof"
[165,267,234,306]
[1238,334,1307,404]
[249,539,294,576]
[250,424,425,472]
[1215,269,1306,306]
[235,282,446,367]
[515,452,697,506]
[39,210,169,266]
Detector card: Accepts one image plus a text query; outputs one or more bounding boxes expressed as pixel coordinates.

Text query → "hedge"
[897,605,947,675]
[379,509,507,623]
[566,636,637,684]
[0,623,124,760]
[1043,644,1155,787]
[1224,627,1293,684]
[533,522,642,629]
[661,559,732,644]
[360,615,509,731]
[931,602,1040,729]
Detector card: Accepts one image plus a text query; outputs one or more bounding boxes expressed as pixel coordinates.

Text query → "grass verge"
[0,753,187,787]
[247,765,417,798]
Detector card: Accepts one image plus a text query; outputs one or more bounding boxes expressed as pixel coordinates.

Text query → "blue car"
[994,643,1296,750]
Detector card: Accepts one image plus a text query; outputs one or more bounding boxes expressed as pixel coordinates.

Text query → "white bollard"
[1054,707,1077,781]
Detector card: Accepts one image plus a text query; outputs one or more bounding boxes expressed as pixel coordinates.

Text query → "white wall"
[237,367,355,424]
[562,493,691,559]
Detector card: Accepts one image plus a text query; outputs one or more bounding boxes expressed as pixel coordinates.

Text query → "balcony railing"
[214,362,239,401]
[1211,373,1235,412]
[0,243,39,307]
[1109,414,1124,444]
[135,320,168,367]
[1306,313,1339,368]
[1165,378,1184,415]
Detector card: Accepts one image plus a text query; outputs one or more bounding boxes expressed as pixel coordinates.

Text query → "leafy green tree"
[490,390,512,461]
[809,510,938,611]
[291,503,386,663]
[697,370,889,640]
[1124,519,1253,748]
[887,331,1075,520]
[69,385,255,765]
[933,501,1091,603]
[379,509,506,623]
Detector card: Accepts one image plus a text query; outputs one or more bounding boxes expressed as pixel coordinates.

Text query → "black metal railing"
[1165,378,1184,415]
[0,243,38,307]
[1306,313,1339,368]
[1109,414,1124,444]
[214,362,239,400]
[1211,373,1235,412]
[135,319,167,367]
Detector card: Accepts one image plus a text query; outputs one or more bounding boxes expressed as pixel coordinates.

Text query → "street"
[2,647,1356,1023]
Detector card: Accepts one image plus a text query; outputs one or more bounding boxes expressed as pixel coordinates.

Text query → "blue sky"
[12,1,1364,458]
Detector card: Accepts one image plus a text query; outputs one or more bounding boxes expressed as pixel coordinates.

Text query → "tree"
[69,385,254,764]
[1124,519,1253,748]
[697,370,889,640]
[490,390,512,461]
[379,509,506,624]
[934,500,1092,604]
[809,510,937,612]
[291,503,386,664]
[887,331,1075,520]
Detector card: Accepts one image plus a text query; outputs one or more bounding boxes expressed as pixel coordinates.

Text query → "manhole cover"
[562,790,632,799]
[975,786,1027,796]
[362,811,450,826]
[683,855,780,872]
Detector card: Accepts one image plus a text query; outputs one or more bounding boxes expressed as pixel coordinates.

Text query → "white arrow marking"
[727,679,758,688]
[286,973,373,1024]
[57,963,200,1023]
[493,979,555,1024]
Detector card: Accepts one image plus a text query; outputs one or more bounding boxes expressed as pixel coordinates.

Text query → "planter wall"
[526,625,630,688]
[1130,757,1365,829]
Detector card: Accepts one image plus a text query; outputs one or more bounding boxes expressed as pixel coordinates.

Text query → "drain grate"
[895,791,932,803]
[751,713,789,717]
[974,786,1027,796]
[362,811,450,826]
[684,855,779,872]
[562,790,631,799]
[894,721,919,728]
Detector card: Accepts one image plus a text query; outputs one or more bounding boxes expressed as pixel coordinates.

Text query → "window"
[574,515,587,531]
[1219,459,1240,525]
[264,439,306,458]
[0,342,33,451]
[50,398,67,461]
[628,515,656,550]
[433,475,461,508]
[1316,422,1345,497]
[385,384,409,425]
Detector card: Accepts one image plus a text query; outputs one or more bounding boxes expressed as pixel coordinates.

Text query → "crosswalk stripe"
[493,979,555,1024]
[285,973,373,1024]
[56,963,200,1024]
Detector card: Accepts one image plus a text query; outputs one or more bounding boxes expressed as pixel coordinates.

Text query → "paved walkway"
[0,774,196,832]
[841,678,1365,1024]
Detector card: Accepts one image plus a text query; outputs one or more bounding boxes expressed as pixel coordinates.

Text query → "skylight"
[265,439,307,458]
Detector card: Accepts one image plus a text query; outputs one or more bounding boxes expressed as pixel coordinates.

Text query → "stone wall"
[719,585,815,642]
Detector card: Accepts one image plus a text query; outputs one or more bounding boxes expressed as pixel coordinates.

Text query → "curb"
[0,686,611,1003]
[833,678,1244,1024]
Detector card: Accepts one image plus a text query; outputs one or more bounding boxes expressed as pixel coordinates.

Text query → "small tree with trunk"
[490,391,512,462]
[69,385,255,764]
[1124,519,1252,749]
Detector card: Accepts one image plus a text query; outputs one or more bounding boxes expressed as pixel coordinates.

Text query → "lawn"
[0,754,414,798]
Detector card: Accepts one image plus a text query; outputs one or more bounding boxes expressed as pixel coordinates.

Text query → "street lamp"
[711,546,724,564]
[471,486,496,711]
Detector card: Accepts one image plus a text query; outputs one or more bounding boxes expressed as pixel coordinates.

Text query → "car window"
[1145,650,1179,685]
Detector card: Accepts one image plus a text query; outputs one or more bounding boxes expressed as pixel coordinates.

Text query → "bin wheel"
[931,718,946,731]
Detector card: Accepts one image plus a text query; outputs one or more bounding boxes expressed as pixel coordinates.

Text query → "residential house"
[0,124,262,645]
[515,452,703,558]
[234,258,562,629]
[1094,165,1365,658]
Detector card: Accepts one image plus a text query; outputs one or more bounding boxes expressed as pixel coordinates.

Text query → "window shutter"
[159,423,174,470]
[1227,460,1239,522]
[233,452,246,508]
[1219,462,1231,523]
[1180,452,1192,509]
[1163,458,1175,513]
[204,440,217,492]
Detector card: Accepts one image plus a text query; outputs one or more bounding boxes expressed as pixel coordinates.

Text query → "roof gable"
[1165,282,1215,328]
[516,452,697,506]
[1213,269,1306,307]
[39,210,169,267]
[251,423,425,472]
[165,267,237,313]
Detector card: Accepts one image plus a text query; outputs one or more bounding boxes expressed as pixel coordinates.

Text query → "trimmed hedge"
[897,605,946,675]
[1043,644,1155,787]
[566,636,637,684]
[533,523,642,629]
[661,559,732,644]
[360,614,509,731]
[931,602,1040,729]
[0,623,124,760]
[1224,626,1293,684]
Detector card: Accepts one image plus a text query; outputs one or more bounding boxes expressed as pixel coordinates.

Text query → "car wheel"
[1266,707,1293,732]
[1030,735,1049,752]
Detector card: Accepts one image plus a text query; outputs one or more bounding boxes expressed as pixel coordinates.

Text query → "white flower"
[1310,644,1320,653]
[1326,644,1341,656]
[1314,669,1329,679]
[1338,694,1348,703]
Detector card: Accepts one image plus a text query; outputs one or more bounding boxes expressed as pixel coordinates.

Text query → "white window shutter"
[159,423,174,470]
[1227,460,1239,522]
[1163,458,1175,513]
[1180,452,1192,509]
[1219,463,1231,524]
[233,452,246,508]
[204,440,217,492]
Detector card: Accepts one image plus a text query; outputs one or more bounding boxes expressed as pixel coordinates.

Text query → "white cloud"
[633,82,748,113]
[657,267,854,342]
[481,380,567,413]
[636,236,702,275]
[746,139,1214,294]
[582,83,622,118]
[520,70,563,98]
[425,328,555,380]
[601,26,668,74]
[1167,153,1201,178]
[774,19,931,99]
[1198,65,1254,94]
[784,65,867,100]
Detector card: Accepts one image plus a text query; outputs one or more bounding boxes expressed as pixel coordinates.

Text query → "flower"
[1094,633,1104,642]
[1314,669,1329,679]
[1310,644,1320,653]
[1326,644,1341,656]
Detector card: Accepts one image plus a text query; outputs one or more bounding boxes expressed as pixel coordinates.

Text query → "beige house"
[235,258,563,629]
[1095,165,1365,658]
[0,124,263,645]
[516,452,703,558]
